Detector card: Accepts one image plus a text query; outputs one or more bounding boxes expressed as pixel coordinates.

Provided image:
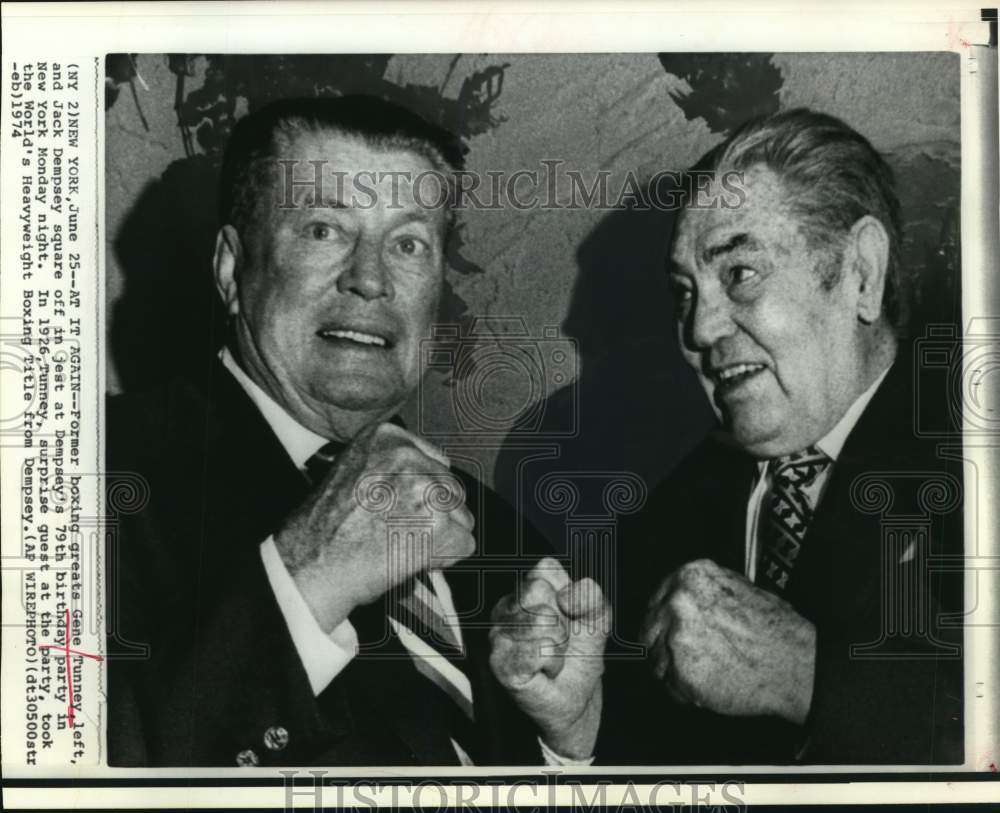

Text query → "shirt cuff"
[538,736,595,767]
[260,536,358,695]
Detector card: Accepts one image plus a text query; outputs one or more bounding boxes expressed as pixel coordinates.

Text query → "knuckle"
[537,556,562,571]
[438,527,474,561]
[374,421,410,444]
[666,591,692,619]
[372,421,396,438]
[395,446,428,471]
[522,576,556,606]
[673,628,701,667]
[432,474,466,508]
[488,640,510,671]
[677,561,702,586]
[492,594,517,622]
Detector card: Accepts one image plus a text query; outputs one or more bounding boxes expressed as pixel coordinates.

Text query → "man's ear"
[213,225,244,317]
[845,215,890,324]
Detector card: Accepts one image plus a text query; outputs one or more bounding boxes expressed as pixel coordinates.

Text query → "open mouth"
[316,328,393,349]
[711,362,766,392]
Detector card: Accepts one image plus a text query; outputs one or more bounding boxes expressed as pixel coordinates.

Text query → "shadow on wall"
[111,156,226,393]
[492,203,716,554]
[488,53,784,554]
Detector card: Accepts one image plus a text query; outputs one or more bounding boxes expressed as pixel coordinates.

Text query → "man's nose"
[686,291,735,351]
[337,239,392,300]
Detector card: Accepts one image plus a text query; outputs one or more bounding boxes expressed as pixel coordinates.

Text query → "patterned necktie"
[303,442,476,724]
[756,446,831,596]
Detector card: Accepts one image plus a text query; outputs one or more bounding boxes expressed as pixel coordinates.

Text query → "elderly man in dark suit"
[107,96,608,767]
[603,108,963,764]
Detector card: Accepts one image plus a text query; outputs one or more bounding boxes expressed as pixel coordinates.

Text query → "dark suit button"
[235,748,259,767]
[264,726,289,751]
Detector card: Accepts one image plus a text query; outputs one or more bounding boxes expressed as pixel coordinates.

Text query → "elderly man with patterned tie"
[106,95,608,767]
[602,108,964,765]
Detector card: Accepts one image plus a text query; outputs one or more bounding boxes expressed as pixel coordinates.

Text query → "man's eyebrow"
[285,191,349,211]
[701,233,759,263]
[388,207,440,228]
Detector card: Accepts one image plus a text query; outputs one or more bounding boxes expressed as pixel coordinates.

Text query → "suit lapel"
[201,360,464,764]
[201,359,309,553]
[709,437,757,573]
[788,359,907,619]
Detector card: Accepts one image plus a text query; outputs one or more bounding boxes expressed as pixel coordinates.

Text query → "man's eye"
[305,223,337,240]
[729,265,758,285]
[670,284,694,320]
[671,282,693,303]
[396,237,428,257]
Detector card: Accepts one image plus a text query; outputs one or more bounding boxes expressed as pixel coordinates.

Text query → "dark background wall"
[105,52,961,544]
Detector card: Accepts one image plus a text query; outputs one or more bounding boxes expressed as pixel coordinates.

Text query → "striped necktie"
[303,442,476,725]
[756,446,831,597]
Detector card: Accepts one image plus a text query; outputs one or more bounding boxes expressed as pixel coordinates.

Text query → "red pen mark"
[991,763,997,774]
[39,609,103,727]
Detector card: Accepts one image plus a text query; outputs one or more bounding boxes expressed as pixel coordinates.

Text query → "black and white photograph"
[103,51,967,767]
[1,3,998,811]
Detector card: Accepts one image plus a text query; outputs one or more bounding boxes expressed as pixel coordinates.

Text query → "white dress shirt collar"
[219,346,328,470]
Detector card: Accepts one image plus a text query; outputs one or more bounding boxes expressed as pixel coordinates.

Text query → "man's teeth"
[322,329,387,347]
[717,363,765,382]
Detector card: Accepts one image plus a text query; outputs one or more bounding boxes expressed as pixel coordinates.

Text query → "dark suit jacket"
[600,347,964,764]
[106,361,547,767]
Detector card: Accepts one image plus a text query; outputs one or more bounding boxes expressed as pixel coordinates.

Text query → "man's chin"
[316,383,403,415]
[301,361,401,409]
[726,414,791,459]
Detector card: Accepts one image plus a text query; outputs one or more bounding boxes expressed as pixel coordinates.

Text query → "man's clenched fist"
[275,422,475,632]
[642,558,816,724]
[489,558,610,760]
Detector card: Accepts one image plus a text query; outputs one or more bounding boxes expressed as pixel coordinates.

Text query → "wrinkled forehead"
[274,128,437,175]
[258,128,451,228]
[671,164,801,267]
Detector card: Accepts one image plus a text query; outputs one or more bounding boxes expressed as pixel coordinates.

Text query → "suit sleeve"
[107,509,345,766]
[259,536,358,694]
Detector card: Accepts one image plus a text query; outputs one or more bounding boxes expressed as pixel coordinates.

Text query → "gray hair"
[686,108,903,327]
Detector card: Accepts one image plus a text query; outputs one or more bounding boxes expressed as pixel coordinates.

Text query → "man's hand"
[489,558,610,760]
[275,422,475,632]
[641,558,816,725]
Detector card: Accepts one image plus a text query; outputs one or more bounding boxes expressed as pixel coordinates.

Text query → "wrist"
[279,542,361,633]
[539,685,602,760]
[778,620,816,725]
